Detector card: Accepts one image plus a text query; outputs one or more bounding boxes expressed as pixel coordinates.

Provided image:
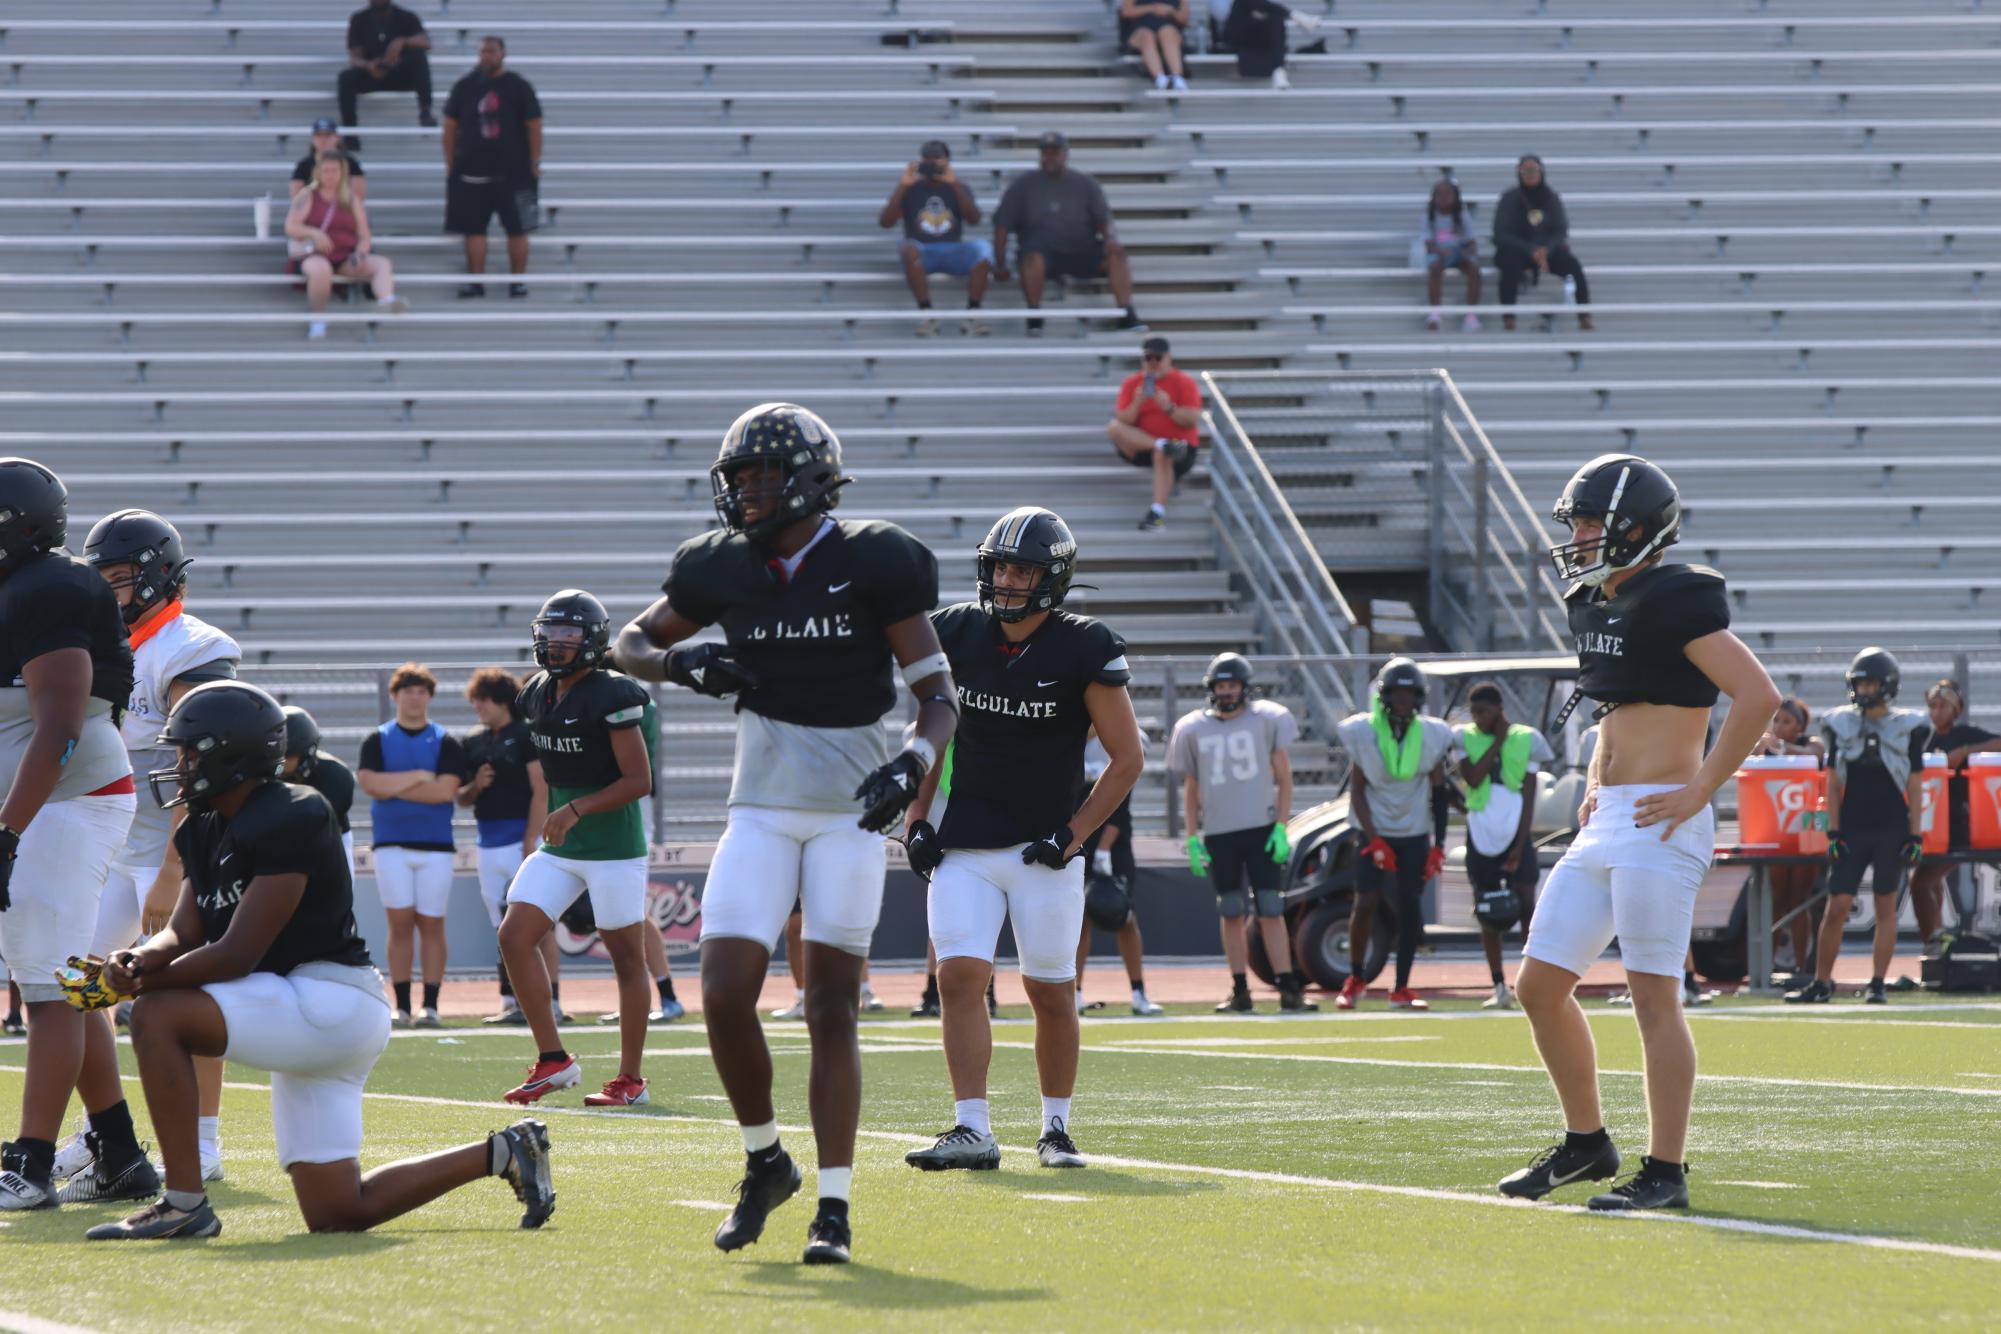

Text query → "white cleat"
[416,1006,444,1029]
[1131,991,1165,1016]
[1036,1118,1087,1169]
[769,995,807,1021]
[859,985,885,1013]
[905,1124,1002,1171]
[1483,983,1514,1010]
[51,1128,95,1184]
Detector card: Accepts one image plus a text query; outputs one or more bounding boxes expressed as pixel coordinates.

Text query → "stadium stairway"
[5,0,1998,833]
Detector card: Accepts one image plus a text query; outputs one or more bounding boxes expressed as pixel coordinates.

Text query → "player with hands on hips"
[900,507,1142,1177]
[1333,657,1455,1011]
[612,402,956,1266]
[1170,653,1311,1014]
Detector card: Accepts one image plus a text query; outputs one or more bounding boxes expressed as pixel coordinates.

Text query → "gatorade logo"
[1982,775,2001,836]
[1763,777,1816,835]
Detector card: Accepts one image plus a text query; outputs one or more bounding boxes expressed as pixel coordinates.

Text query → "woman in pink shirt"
[286,151,407,340]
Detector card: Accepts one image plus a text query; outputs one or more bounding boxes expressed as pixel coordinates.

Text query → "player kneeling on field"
[79,681,553,1240]
[902,508,1143,1173]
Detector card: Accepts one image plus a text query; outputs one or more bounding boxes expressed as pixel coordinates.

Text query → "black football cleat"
[1214,989,1254,1014]
[84,1195,222,1240]
[1865,979,1888,1005]
[715,1148,801,1252]
[1588,1157,1690,1212]
[56,1141,160,1205]
[1783,979,1833,1004]
[1278,976,1320,1013]
[802,1206,852,1265]
[496,1118,555,1229]
[910,993,940,1019]
[1498,1136,1621,1200]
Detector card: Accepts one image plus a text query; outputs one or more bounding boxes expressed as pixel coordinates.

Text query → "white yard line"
[0,1312,110,1334]
[5,1063,1996,1267]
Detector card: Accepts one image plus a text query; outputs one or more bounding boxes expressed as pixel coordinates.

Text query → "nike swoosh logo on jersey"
[1604,617,1622,625]
[1038,679,1060,688]
[829,581,852,593]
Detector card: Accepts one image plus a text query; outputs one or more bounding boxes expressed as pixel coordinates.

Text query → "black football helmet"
[1375,657,1428,715]
[532,588,610,678]
[1204,652,1254,713]
[84,508,192,626]
[281,704,322,776]
[710,402,851,544]
[1549,453,1681,587]
[1845,646,1901,705]
[1084,873,1133,933]
[0,457,68,574]
[977,506,1077,623]
[150,680,287,813]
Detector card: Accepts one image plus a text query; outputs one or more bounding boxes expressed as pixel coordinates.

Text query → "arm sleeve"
[7,576,99,662]
[433,733,471,781]
[661,538,723,627]
[863,528,940,626]
[358,732,384,771]
[173,656,239,688]
[249,797,335,878]
[603,678,650,731]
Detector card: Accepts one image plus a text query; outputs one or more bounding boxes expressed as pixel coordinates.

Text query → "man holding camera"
[1107,337,1203,532]
[879,141,993,338]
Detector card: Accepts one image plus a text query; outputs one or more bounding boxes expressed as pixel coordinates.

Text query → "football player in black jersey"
[613,402,958,1266]
[497,591,658,1110]
[281,705,357,875]
[900,508,1143,1173]
[1500,455,1779,1213]
[0,458,143,1214]
[86,681,553,1240]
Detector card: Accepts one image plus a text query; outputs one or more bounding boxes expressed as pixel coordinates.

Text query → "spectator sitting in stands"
[879,139,993,339]
[338,0,435,147]
[1218,0,1321,90]
[1423,178,1482,332]
[993,131,1146,336]
[443,36,543,300]
[1109,336,1203,532]
[1493,154,1592,332]
[1754,696,1825,981]
[285,151,406,341]
[1911,679,2001,944]
[1122,1,1191,92]
[291,117,366,205]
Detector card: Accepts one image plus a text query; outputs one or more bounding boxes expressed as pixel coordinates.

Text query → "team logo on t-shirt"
[914,194,956,240]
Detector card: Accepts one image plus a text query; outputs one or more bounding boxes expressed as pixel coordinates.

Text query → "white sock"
[1149,502,1165,517]
[487,1131,512,1176]
[818,1165,852,1204]
[741,1119,780,1154]
[197,1116,220,1156]
[1042,1095,1072,1133]
[1152,437,1169,451]
[955,1098,991,1136]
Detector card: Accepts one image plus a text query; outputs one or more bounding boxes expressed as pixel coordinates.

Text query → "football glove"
[1186,834,1211,876]
[1022,826,1077,870]
[665,643,759,699]
[56,955,130,1013]
[854,751,927,834]
[1825,834,1849,865]
[1424,846,1446,880]
[1091,848,1115,878]
[905,819,944,881]
[1900,835,1924,867]
[1265,821,1291,865]
[0,824,16,912]
[1360,836,1396,871]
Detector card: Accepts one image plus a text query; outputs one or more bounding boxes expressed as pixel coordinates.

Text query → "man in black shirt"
[291,118,366,204]
[900,508,1143,1175]
[442,35,543,299]
[338,0,435,143]
[280,705,356,871]
[1910,679,2001,941]
[83,681,553,1240]
[0,457,142,1214]
[877,140,993,337]
[991,131,1145,335]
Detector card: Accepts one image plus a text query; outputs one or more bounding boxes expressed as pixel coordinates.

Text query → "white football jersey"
[120,609,241,864]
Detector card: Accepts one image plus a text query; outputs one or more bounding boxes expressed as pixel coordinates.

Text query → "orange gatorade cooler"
[1968,753,2001,849]
[1916,753,1952,855]
[1734,755,1824,852]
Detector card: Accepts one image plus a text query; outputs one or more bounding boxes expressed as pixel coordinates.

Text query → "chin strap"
[1551,689,1619,732]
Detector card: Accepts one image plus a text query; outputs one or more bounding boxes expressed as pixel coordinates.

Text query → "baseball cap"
[311,116,339,134]
[1141,336,1170,357]
[1038,130,1067,150]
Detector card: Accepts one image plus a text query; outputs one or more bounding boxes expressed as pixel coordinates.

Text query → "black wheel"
[1294,895,1392,992]
[1690,936,1748,984]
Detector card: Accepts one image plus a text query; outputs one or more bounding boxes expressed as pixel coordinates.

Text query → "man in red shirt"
[1107,337,1203,531]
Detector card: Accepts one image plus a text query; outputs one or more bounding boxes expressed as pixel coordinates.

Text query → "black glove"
[854,751,927,834]
[905,819,944,881]
[1900,835,1924,867]
[1021,826,1077,870]
[665,643,759,699]
[0,825,17,912]
[1825,834,1849,865]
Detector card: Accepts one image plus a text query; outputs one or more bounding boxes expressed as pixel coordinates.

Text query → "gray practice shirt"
[1335,712,1455,839]
[1169,700,1299,836]
[729,710,890,814]
[992,167,1111,253]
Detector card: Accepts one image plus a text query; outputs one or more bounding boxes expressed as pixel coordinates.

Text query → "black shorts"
[1827,827,1908,899]
[1361,834,1430,901]
[1207,825,1280,894]
[1117,438,1199,478]
[1127,13,1184,38]
[1024,240,1105,281]
[446,176,534,236]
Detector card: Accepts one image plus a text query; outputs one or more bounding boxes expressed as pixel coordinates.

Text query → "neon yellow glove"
[55,955,130,1013]
[1186,834,1211,876]
[1266,821,1292,864]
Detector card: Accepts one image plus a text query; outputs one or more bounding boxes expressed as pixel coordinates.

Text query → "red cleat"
[1335,976,1366,1011]
[582,1074,650,1107]
[504,1055,581,1104]
[1388,988,1430,1011]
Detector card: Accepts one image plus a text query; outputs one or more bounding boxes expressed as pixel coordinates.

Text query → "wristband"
[903,736,937,774]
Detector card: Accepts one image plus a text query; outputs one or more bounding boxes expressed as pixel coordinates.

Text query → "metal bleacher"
[6,0,1998,835]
